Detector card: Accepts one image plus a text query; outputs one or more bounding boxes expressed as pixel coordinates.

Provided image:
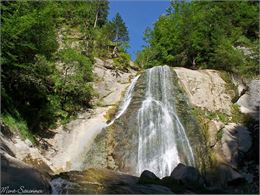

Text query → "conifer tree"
[110,12,129,44]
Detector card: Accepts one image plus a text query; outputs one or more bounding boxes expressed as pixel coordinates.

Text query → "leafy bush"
[113,52,131,71]
[136,1,259,77]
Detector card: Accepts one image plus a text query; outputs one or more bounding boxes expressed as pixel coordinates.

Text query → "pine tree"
[111,12,129,43]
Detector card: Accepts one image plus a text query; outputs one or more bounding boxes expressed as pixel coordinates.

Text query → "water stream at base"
[137,66,195,178]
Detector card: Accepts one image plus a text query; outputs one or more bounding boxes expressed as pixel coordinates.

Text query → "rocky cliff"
[1,65,259,194]
[82,66,259,193]
[1,57,138,192]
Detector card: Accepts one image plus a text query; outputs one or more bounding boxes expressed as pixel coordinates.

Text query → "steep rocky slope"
[174,67,259,192]
[82,66,259,193]
[1,58,137,192]
[1,65,258,194]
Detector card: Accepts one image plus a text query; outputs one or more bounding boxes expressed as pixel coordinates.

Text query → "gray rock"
[138,170,160,184]
[170,163,204,187]
[231,74,247,97]
[174,67,233,115]
[237,79,260,120]
[51,168,173,194]
[93,57,136,106]
[208,120,225,147]
[219,164,244,186]
[221,123,252,168]
[242,172,254,183]
[1,153,51,194]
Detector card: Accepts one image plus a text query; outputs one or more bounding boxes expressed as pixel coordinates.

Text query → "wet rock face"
[84,66,210,177]
[83,73,146,174]
[51,168,173,194]
[107,76,145,173]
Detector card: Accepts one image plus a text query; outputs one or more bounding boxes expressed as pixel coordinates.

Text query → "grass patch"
[112,52,131,71]
[192,106,229,124]
[216,129,224,142]
[231,103,252,124]
[1,113,35,144]
[104,106,118,121]
[219,71,238,102]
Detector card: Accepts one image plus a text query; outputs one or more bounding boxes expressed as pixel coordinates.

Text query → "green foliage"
[92,10,129,59]
[136,0,259,77]
[231,104,251,124]
[192,107,229,124]
[110,12,129,44]
[1,113,35,143]
[113,52,131,71]
[216,129,223,142]
[55,49,94,113]
[1,0,117,139]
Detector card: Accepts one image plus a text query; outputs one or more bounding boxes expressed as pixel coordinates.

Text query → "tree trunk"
[191,57,196,70]
[94,10,99,28]
[112,46,118,58]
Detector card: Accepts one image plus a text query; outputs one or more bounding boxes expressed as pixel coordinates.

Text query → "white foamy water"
[47,75,140,172]
[108,75,140,126]
[137,66,195,178]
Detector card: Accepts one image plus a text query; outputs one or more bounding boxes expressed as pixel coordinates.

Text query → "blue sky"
[108,0,171,60]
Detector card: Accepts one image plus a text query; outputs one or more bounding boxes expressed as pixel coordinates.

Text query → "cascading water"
[108,75,140,126]
[51,75,140,193]
[137,65,195,178]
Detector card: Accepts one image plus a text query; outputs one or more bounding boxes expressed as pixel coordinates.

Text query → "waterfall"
[137,65,195,178]
[108,75,140,126]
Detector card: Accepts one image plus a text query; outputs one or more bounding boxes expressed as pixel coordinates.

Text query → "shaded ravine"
[137,66,195,178]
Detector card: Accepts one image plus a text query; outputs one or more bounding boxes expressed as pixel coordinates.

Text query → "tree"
[135,0,259,76]
[109,12,129,51]
[93,0,109,28]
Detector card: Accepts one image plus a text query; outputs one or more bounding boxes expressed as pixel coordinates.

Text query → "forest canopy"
[136,0,259,77]
[1,0,129,139]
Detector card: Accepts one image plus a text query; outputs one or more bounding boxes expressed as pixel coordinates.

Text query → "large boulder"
[51,168,173,194]
[221,123,252,168]
[170,163,205,187]
[138,170,160,185]
[174,68,233,115]
[237,79,260,120]
[207,120,225,147]
[1,153,51,194]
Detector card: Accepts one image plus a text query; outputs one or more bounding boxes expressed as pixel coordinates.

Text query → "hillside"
[1,1,259,194]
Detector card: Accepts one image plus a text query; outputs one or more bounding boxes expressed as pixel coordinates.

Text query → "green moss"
[1,113,35,144]
[231,103,251,123]
[104,106,118,121]
[112,52,131,71]
[219,71,238,102]
[171,71,214,175]
[216,129,223,142]
[191,107,229,124]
